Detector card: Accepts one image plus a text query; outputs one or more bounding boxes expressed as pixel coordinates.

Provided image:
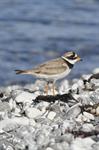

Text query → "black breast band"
[62,57,74,69]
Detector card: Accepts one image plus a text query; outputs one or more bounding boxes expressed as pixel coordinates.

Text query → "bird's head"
[61,51,82,64]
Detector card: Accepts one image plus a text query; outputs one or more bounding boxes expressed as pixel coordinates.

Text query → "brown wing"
[33,58,68,75]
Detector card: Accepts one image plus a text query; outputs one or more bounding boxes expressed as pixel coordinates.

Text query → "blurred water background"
[0,0,99,85]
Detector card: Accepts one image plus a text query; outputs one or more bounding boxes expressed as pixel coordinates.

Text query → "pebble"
[70,137,95,150]
[0,102,10,112]
[92,142,99,150]
[15,91,35,104]
[46,147,54,150]
[47,111,56,120]
[52,142,69,150]
[9,98,16,110]
[80,91,93,105]
[62,120,76,133]
[81,123,94,132]
[76,112,95,123]
[81,74,92,81]
[90,91,99,104]
[95,106,99,116]
[25,107,42,118]
[71,83,79,93]
[93,68,99,74]
[83,112,95,121]
[66,103,81,119]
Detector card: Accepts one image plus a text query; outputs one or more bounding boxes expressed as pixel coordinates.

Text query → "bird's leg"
[44,82,49,95]
[52,82,55,95]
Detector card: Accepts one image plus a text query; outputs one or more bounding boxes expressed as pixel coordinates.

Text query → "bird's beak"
[77,56,82,62]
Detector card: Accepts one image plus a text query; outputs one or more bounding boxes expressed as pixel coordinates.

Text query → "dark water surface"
[0,0,99,85]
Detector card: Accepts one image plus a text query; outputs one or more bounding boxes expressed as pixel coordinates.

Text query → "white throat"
[61,56,76,64]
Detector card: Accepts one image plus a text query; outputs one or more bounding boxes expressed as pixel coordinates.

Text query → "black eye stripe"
[67,52,75,59]
[67,57,77,60]
[67,55,76,59]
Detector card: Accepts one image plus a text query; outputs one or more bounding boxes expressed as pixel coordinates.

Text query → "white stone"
[70,137,95,150]
[15,91,36,104]
[62,120,76,133]
[80,91,93,105]
[29,119,36,126]
[25,107,42,118]
[71,83,78,93]
[96,106,99,115]
[93,68,99,74]
[81,123,94,132]
[76,112,94,123]
[77,79,84,87]
[81,74,92,81]
[0,117,30,132]
[83,112,95,121]
[9,98,16,110]
[41,102,50,113]
[14,106,21,116]
[0,102,10,112]
[47,111,56,120]
[66,103,81,118]
[46,147,54,150]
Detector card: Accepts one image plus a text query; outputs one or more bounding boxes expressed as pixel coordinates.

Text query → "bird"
[15,51,81,95]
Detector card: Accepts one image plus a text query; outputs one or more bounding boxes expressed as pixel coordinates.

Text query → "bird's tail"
[15,69,32,75]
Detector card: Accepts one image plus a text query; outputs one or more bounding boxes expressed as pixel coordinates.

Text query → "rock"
[81,123,94,132]
[51,142,69,150]
[82,74,92,81]
[62,120,76,133]
[47,111,56,120]
[0,101,11,119]
[66,103,81,119]
[9,98,16,110]
[55,134,74,144]
[70,137,95,150]
[76,112,94,123]
[96,106,99,116]
[93,68,99,74]
[36,101,50,113]
[0,117,30,132]
[46,147,54,150]
[25,107,42,118]
[36,134,49,146]
[91,79,99,88]
[71,79,84,94]
[83,112,95,121]
[80,91,93,105]
[71,83,79,93]
[29,119,36,126]
[95,125,99,132]
[0,102,10,112]
[15,91,35,104]
[90,91,99,104]
[92,142,99,150]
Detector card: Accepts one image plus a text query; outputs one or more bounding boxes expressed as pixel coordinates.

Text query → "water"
[0,0,99,85]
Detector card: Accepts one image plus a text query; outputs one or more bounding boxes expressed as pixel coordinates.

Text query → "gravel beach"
[0,69,99,150]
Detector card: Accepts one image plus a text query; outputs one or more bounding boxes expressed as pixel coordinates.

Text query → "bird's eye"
[67,55,74,59]
[67,52,76,59]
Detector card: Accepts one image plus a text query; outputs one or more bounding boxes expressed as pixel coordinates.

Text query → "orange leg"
[52,82,55,96]
[44,82,49,95]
